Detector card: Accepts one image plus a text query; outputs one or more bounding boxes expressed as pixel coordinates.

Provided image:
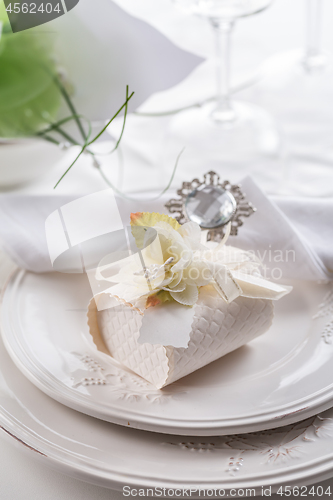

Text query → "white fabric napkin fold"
[229,177,332,282]
[0,177,331,281]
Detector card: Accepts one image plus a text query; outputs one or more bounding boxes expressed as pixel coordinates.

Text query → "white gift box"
[87,284,274,389]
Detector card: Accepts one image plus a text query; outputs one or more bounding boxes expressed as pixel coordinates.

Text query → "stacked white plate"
[1,264,333,494]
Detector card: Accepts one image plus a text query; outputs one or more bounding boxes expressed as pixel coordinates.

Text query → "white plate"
[1,330,333,494]
[1,270,333,436]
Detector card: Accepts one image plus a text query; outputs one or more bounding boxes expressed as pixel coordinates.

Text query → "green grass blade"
[42,135,61,146]
[87,87,134,146]
[109,85,130,153]
[95,148,185,201]
[152,147,185,198]
[53,147,85,189]
[53,87,133,189]
[38,115,92,148]
[37,114,85,136]
[53,74,87,142]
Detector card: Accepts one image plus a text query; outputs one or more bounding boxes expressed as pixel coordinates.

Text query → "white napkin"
[229,177,333,282]
[53,0,202,121]
[0,177,331,281]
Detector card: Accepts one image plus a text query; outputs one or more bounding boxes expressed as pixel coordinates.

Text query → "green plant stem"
[54,87,134,189]
[39,123,96,156]
[42,134,62,146]
[39,120,92,151]
[53,75,87,142]
[151,147,185,199]
[95,147,184,201]
[109,86,130,153]
[37,115,90,145]
[47,125,76,145]
[88,86,132,157]
[87,87,134,147]
[37,114,85,135]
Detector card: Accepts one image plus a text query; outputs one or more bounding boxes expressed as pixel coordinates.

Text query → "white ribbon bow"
[94,220,292,309]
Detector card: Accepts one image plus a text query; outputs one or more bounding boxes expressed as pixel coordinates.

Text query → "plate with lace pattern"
[1,327,333,493]
[1,269,333,436]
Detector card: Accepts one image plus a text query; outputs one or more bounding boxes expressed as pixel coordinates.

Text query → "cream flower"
[98,212,291,308]
[109,218,213,306]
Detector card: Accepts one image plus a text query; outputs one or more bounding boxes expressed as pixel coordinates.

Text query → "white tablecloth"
[1,0,333,497]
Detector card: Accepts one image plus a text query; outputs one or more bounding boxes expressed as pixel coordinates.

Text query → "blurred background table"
[1,0,333,197]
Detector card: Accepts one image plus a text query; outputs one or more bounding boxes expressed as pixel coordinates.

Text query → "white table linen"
[0,177,331,282]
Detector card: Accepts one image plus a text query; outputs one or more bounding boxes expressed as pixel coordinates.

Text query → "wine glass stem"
[210,18,237,124]
[304,0,326,71]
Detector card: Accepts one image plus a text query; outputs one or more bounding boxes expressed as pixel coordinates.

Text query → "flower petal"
[154,221,185,246]
[182,261,213,286]
[170,284,198,306]
[130,212,180,230]
[164,281,186,292]
[169,271,183,288]
[178,221,204,250]
[171,249,193,273]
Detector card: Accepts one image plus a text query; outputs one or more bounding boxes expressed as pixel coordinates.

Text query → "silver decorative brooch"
[165,171,256,242]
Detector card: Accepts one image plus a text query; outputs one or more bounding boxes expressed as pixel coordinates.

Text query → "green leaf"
[130,211,181,251]
[0,31,61,137]
[0,2,9,25]
[130,212,181,230]
[146,290,174,308]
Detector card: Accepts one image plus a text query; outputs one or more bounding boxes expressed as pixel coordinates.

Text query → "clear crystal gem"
[185,185,237,229]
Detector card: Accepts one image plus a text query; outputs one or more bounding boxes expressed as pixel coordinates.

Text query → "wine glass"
[247,0,333,195]
[164,0,279,171]
[303,0,327,72]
